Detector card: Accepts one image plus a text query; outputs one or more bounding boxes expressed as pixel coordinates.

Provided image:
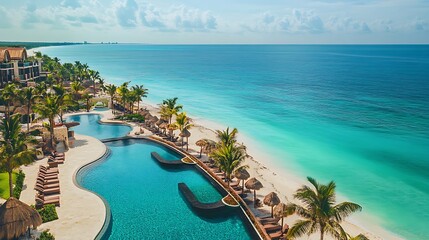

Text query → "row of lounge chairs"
[257,216,289,239]
[205,161,286,239]
[34,151,65,208]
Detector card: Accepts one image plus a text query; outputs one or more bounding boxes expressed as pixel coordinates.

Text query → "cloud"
[80,15,98,24]
[139,4,217,32]
[116,0,138,27]
[245,9,324,33]
[326,17,371,33]
[61,0,81,9]
[413,18,429,31]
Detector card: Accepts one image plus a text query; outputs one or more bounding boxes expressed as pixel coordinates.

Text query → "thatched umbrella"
[245,178,263,207]
[196,139,208,158]
[203,139,217,156]
[263,192,280,217]
[274,203,288,228]
[179,129,191,151]
[159,122,168,134]
[0,197,42,240]
[167,124,178,140]
[156,118,164,127]
[234,167,250,195]
[149,116,159,127]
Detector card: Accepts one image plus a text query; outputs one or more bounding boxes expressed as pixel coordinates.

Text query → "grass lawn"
[0,172,17,199]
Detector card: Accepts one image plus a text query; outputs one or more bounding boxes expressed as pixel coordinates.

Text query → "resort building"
[0,47,41,88]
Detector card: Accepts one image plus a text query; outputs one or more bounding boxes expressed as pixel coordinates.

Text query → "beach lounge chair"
[258,217,280,224]
[38,173,58,180]
[264,224,282,232]
[35,195,60,208]
[35,181,60,189]
[34,185,60,195]
[37,176,59,183]
[48,156,64,164]
[40,165,59,174]
[269,224,289,239]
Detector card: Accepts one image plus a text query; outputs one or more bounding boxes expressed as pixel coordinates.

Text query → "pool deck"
[20,134,107,240]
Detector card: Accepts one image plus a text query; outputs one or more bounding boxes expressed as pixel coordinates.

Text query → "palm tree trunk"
[320,228,324,240]
[242,180,245,195]
[271,206,274,218]
[254,189,257,207]
[27,104,31,133]
[186,137,189,151]
[137,100,140,113]
[199,147,202,158]
[181,137,184,150]
[8,171,13,198]
[49,118,55,150]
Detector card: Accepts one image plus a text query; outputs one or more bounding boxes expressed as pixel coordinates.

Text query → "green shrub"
[38,230,55,240]
[28,129,42,136]
[13,171,25,199]
[37,204,59,223]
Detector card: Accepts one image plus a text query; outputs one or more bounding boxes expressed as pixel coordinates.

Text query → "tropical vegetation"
[0,115,36,197]
[285,177,362,240]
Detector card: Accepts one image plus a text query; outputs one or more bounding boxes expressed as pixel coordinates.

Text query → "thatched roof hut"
[263,192,280,217]
[0,198,42,240]
[245,178,263,207]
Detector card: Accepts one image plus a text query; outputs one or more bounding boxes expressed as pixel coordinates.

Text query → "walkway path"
[20,134,107,240]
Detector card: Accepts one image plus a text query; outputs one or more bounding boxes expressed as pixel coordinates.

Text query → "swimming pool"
[66,114,131,140]
[70,114,257,239]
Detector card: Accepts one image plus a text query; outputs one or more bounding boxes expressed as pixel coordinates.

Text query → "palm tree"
[210,144,246,186]
[70,81,84,101]
[0,84,18,119]
[131,85,148,111]
[285,177,362,240]
[52,85,74,123]
[162,97,183,124]
[104,84,117,113]
[98,78,106,94]
[216,127,238,147]
[175,112,193,150]
[17,87,40,133]
[33,95,62,149]
[89,70,100,96]
[82,92,93,112]
[0,115,36,197]
[35,82,48,97]
[117,82,130,115]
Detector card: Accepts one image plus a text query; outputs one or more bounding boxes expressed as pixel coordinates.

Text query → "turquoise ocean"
[40,44,429,239]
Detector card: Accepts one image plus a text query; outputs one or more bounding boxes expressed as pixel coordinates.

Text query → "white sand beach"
[137,101,403,240]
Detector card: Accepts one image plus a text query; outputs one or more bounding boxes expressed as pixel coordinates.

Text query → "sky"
[0,0,428,44]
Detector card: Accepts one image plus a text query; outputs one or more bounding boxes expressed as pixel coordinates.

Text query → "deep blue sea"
[40,44,429,239]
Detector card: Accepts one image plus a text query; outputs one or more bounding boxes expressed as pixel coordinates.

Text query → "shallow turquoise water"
[78,139,253,239]
[67,114,131,140]
[42,44,429,239]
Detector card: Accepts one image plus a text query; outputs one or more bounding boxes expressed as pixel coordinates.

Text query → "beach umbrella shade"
[245,178,263,207]
[159,122,168,134]
[274,203,290,228]
[196,139,208,158]
[156,118,164,126]
[202,139,217,156]
[263,192,281,217]
[0,197,42,240]
[234,167,250,195]
[179,129,191,151]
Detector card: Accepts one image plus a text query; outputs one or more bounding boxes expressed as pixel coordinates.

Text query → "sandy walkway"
[20,134,107,240]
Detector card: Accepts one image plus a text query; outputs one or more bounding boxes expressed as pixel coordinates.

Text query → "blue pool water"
[78,139,254,239]
[67,114,131,140]
[42,44,429,239]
